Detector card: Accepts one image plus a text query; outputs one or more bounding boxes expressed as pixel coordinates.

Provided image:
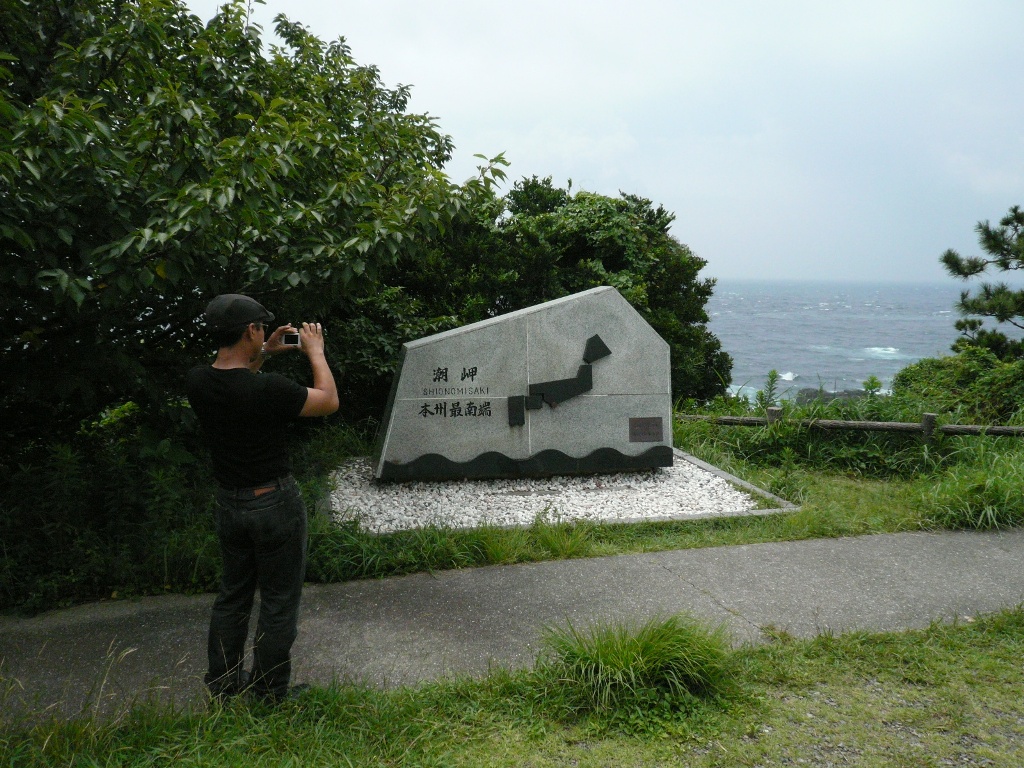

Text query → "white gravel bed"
[329,455,761,533]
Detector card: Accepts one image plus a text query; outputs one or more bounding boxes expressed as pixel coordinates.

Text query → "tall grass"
[1,612,738,764]
[12,608,1024,765]
[462,523,534,564]
[924,441,1024,529]
[0,419,372,612]
[0,438,219,611]
[677,383,1024,533]
[530,510,594,558]
[305,513,600,583]
[537,614,734,715]
[676,394,947,480]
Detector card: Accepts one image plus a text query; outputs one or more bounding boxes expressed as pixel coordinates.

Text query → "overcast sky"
[184,0,1023,283]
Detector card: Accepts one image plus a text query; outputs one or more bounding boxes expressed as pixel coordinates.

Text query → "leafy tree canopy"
[941,205,1024,360]
[387,176,732,404]
[0,0,494,448]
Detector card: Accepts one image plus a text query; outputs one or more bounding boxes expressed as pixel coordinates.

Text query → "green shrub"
[0,414,217,611]
[677,352,1024,482]
[970,360,1024,424]
[0,417,370,612]
[891,348,1024,423]
[676,392,944,479]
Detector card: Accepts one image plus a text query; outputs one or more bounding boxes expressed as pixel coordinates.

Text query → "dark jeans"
[206,478,307,700]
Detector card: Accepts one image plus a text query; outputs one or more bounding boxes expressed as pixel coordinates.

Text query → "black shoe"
[206,671,251,702]
[284,683,312,701]
[252,683,312,704]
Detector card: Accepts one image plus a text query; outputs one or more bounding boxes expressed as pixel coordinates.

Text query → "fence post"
[921,413,937,445]
[767,406,783,424]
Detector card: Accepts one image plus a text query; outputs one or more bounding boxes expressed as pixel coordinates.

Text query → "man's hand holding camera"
[261,325,299,358]
[262,322,325,357]
[295,322,338,417]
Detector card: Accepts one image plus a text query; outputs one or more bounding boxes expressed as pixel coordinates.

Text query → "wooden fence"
[677,407,1024,440]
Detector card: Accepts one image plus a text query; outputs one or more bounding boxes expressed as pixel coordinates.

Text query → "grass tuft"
[924,443,1024,529]
[537,613,734,715]
[531,511,594,559]
[462,523,534,564]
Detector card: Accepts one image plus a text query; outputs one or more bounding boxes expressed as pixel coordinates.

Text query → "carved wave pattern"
[379,445,674,482]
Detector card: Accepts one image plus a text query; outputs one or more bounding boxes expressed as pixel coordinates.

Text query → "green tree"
[395,176,732,403]
[0,0,476,450]
[941,205,1024,360]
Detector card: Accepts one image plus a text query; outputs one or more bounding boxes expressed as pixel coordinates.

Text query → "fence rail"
[677,408,1024,439]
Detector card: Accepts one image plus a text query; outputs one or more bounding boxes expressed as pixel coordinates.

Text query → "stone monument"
[372,286,673,481]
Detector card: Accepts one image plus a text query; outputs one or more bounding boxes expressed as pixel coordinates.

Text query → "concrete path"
[3,529,1024,719]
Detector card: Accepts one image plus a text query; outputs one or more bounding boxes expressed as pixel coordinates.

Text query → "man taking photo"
[186,294,339,702]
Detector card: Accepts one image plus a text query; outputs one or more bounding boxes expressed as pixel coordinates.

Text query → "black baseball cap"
[203,294,275,330]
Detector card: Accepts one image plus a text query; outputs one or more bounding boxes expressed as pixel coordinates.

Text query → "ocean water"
[706,280,979,398]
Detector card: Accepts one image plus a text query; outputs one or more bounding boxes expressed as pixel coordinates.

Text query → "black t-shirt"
[186,366,309,488]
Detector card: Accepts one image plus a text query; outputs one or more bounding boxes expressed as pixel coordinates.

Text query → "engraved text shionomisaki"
[420,364,491,418]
